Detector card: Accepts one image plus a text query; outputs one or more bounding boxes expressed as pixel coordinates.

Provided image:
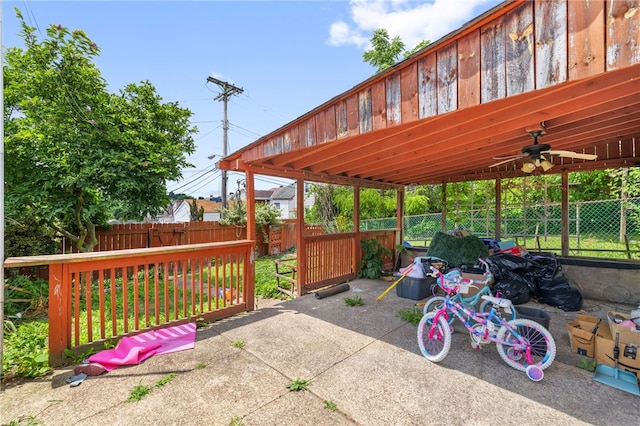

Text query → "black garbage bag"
[537,275,584,312]
[486,254,542,294]
[491,279,531,305]
[487,253,540,274]
[529,255,561,281]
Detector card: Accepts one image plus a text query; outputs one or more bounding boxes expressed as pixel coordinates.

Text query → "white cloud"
[328,20,369,47]
[328,0,499,50]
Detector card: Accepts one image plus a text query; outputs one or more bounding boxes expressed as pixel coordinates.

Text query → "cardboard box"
[461,272,493,297]
[566,314,599,357]
[607,311,640,345]
[595,324,640,382]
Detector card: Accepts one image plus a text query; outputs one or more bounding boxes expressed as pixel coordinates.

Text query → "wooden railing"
[301,229,398,293]
[4,240,255,366]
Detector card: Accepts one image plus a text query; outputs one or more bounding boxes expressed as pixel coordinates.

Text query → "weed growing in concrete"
[287,378,310,391]
[343,295,364,306]
[127,382,153,402]
[5,415,41,425]
[397,307,423,325]
[233,339,246,349]
[126,373,178,402]
[195,363,206,369]
[229,415,244,426]
[578,357,597,372]
[155,373,177,388]
[324,400,337,411]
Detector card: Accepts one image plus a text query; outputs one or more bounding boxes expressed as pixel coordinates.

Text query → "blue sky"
[3,0,501,197]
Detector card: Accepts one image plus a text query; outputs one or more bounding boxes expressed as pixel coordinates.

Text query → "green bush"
[4,275,49,317]
[2,319,50,379]
[4,215,60,258]
[358,239,391,279]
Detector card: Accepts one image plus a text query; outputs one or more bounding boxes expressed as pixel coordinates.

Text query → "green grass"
[255,254,292,298]
[232,339,246,349]
[405,235,639,260]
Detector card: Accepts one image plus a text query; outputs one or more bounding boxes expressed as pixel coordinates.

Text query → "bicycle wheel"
[479,299,516,325]
[495,319,556,371]
[417,312,451,362]
[423,296,446,315]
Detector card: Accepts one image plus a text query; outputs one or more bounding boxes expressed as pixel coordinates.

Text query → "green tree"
[363,28,430,73]
[4,9,196,252]
[189,199,204,221]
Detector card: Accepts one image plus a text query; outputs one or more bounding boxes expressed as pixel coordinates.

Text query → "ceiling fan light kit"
[540,159,554,171]
[521,161,536,173]
[490,125,598,171]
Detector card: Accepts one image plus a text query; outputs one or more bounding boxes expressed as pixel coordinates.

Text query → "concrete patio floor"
[1,278,639,425]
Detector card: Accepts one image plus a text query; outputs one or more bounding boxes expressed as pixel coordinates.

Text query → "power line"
[167,164,218,193]
[181,171,221,196]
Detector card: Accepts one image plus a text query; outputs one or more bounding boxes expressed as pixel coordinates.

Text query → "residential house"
[150,198,223,223]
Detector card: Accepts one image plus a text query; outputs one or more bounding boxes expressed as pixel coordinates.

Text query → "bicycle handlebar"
[429,259,493,294]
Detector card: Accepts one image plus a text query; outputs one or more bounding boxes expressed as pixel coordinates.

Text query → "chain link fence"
[361,198,640,260]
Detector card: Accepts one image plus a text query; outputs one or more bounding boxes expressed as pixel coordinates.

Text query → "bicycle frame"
[431,283,492,309]
[431,296,540,365]
[428,269,538,366]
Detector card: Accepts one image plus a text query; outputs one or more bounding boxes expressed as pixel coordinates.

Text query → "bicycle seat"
[481,295,512,308]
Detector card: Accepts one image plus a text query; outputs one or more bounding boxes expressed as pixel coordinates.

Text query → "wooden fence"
[61,220,323,256]
[62,222,250,253]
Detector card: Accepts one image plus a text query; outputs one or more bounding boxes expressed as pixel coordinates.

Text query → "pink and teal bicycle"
[421,259,516,325]
[417,265,556,381]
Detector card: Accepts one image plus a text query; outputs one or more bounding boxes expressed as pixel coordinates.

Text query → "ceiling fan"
[489,130,598,173]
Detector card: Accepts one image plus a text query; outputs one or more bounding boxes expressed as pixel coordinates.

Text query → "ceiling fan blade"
[489,155,526,168]
[545,150,598,160]
[492,154,524,160]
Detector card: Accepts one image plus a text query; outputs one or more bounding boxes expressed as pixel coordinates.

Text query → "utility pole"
[206,76,243,210]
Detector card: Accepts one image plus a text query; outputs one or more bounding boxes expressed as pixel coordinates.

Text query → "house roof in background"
[271,185,296,200]
[255,189,275,199]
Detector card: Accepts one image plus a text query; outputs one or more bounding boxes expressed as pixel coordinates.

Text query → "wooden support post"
[441,182,447,232]
[245,171,256,311]
[295,178,306,295]
[561,170,569,257]
[495,178,502,240]
[48,263,69,366]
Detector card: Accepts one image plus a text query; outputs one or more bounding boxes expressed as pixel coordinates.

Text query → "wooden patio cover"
[219,0,640,190]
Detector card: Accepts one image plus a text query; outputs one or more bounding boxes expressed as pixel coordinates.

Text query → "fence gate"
[149,225,187,247]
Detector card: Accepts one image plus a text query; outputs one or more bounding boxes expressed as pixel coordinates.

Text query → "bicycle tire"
[417,312,451,362]
[422,296,446,315]
[478,299,517,325]
[495,319,556,372]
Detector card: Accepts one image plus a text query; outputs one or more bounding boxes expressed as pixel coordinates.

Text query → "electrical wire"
[167,164,218,192]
